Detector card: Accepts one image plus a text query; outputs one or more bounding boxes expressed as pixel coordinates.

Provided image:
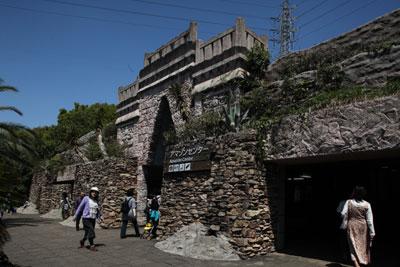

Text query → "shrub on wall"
[85,138,103,161]
[277,39,399,79]
[165,111,225,143]
[105,140,124,158]
[47,154,65,175]
[168,83,191,122]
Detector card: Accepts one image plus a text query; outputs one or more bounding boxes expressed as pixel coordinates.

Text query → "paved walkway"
[3,214,345,267]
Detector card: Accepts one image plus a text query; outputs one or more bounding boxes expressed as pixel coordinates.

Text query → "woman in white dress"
[341,186,375,267]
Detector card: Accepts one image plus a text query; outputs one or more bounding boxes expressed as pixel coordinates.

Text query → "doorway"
[277,155,398,266]
[145,96,175,198]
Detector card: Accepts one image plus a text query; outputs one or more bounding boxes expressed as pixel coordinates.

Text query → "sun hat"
[90,186,99,192]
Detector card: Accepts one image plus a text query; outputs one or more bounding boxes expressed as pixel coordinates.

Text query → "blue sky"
[1,0,399,128]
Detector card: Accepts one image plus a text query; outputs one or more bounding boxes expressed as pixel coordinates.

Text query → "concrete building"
[116,18,267,221]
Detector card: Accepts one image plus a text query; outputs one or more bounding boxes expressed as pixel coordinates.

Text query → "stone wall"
[29,172,46,205]
[159,131,275,258]
[29,172,73,213]
[39,183,73,214]
[73,158,138,228]
[29,157,138,228]
[264,95,400,161]
[267,9,400,84]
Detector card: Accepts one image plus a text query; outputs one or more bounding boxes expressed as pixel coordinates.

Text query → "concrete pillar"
[234,17,246,47]
[213,38,222,55]
[260,35,269,51]
[204,44,213,60]
[144,52,151,67]
[222,34,232,51]
[136,165,147,225]
[189,21,198,42]
[195,41,203,64]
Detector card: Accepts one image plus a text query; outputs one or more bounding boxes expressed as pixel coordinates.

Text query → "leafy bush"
[168,83,190,122]
[105,140,124,158]
[47,154,65,175]
[85,138,103,161]
[316,63,344,90]
[245,44,270,80]
[165,111,224,143]
[278,39,399,79]
[222,88,249,132]
[102,123,117,140]
[245,77,400,139]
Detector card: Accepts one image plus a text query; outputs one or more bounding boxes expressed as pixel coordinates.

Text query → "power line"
[296,0,311,7]
[296,0,330,19]
[36,0,229,27]
[34,0,267,31]
[216,0,280,9]
[299,0,355,28]
[297,0,378,41]
[125,0,267,20]
[0,2,200,32]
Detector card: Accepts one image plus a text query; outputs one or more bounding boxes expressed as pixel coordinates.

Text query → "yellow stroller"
[141,222,153,240]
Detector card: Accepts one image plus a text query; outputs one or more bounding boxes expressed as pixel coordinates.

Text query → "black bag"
[120,198,130,214]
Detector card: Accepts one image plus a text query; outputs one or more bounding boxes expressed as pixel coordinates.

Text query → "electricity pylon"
[270,0,296,58]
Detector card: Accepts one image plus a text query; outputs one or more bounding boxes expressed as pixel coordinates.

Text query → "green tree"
[55,103,116,150]
[240,44,270,92]
[0,78,41,259]
[0,78,39,166]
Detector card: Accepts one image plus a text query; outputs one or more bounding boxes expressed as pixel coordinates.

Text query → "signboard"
[56,165,76,182]
[164,145,210,173]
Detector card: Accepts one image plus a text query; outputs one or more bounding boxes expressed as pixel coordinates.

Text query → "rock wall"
[265,95,400,160]
[29,157,138,228]
[29,172,47,205]
[159,131,275,258]
[38,184,73,214]
[29,173,73,213]
[267,9,400,83]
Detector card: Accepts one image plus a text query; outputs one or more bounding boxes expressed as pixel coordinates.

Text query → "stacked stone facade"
[159,131,274,258]
[29,158,137,228]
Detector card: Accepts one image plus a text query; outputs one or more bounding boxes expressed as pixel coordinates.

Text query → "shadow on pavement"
[280,237,397,267]
[3,215,56,229]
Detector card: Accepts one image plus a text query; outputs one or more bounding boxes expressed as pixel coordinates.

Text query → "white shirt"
[88,198,99,219]
[341,199,375,236]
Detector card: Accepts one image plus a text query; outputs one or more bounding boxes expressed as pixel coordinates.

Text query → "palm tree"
[0,78,37,165]
[0,78,22,115]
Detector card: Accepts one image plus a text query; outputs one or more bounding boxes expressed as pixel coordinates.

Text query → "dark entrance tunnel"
[272,152,399,266]
[145,96,175,197]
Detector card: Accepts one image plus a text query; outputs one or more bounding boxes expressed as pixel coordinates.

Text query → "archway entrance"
[272,151,398,266]
[145,96,175,197]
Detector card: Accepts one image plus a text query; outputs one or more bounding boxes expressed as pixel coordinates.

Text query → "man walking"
[120,189,140,238]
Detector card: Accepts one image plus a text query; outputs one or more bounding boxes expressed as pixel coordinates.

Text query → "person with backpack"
[60,192,71,220]
[120,188,140,239]
[149,195,160,239]
[73,187,102,251]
